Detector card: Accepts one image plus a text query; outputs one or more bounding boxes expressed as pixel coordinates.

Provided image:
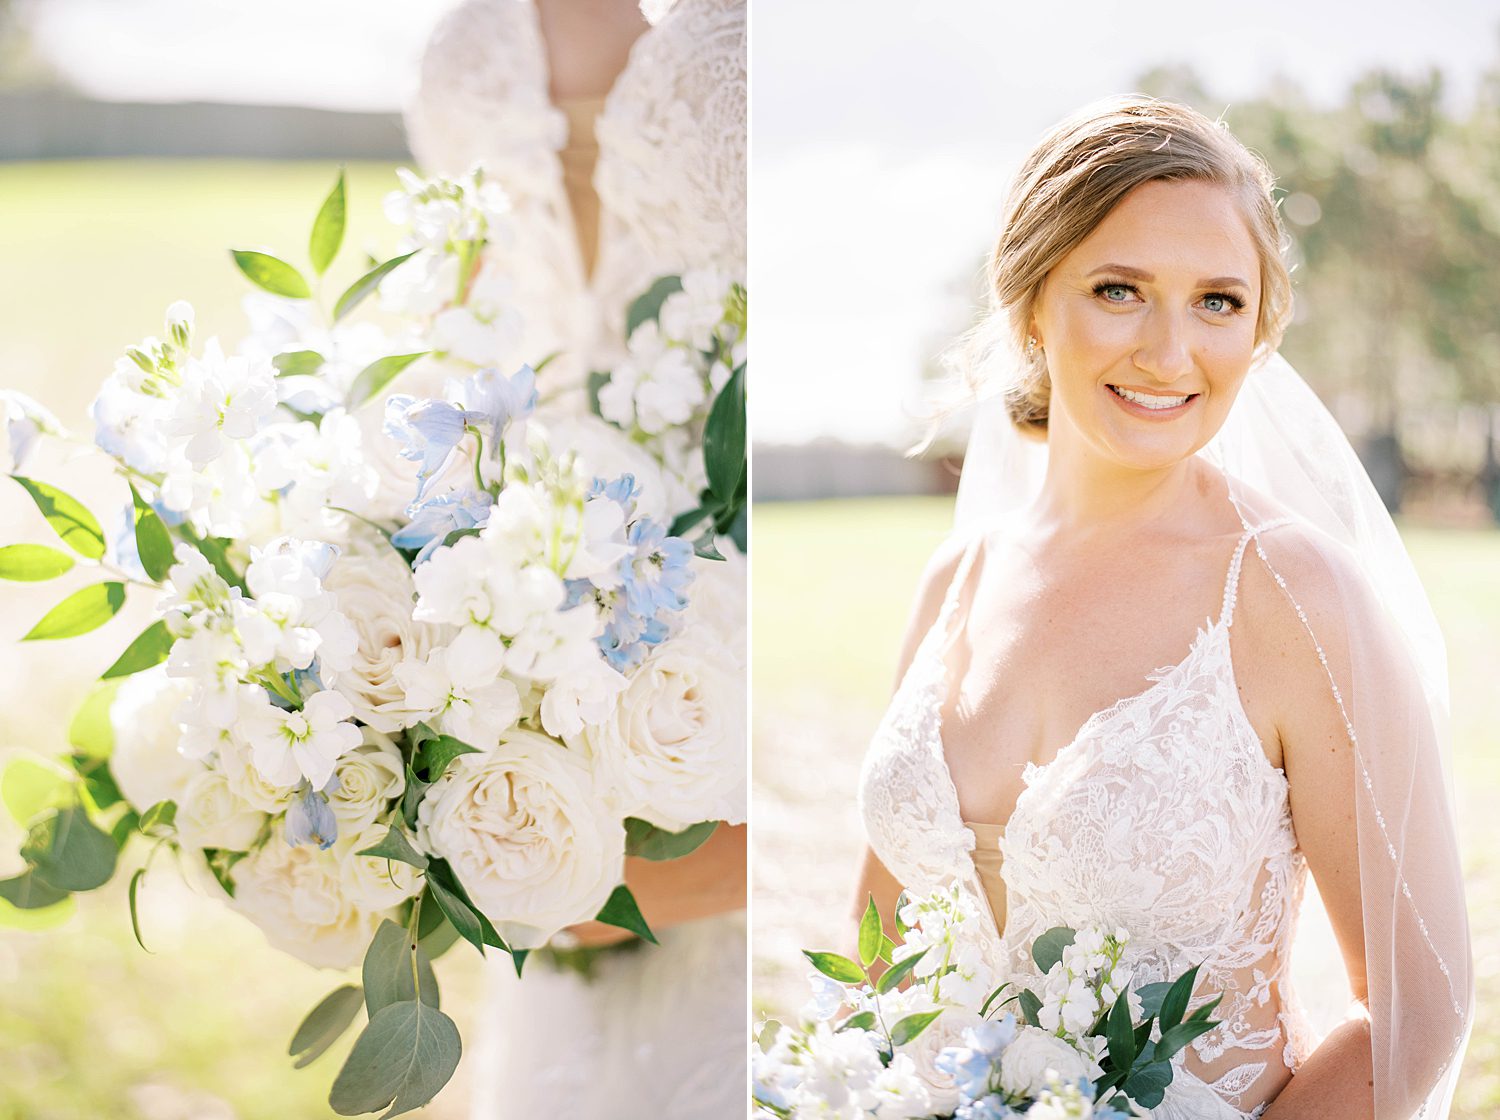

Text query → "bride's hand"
[565,822,747,947]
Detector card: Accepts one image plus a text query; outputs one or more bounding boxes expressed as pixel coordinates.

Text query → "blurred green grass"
[0,160,483,1120]
[751,496,1500,1117]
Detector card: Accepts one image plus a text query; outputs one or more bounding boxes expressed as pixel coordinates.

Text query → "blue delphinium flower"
[937,1014,1019,1110]
[620,518,694,618]
[935,1043,998,1103]
[589,472,642,518]
[384,394,472,502]
[284,782,338,849]
[456,363,536,455]
[393,486,492,564]
[955,1094,1015,1120]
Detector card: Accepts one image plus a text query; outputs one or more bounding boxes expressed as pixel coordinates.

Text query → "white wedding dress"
[860,477,1328,1120]
[405,1,747,1116]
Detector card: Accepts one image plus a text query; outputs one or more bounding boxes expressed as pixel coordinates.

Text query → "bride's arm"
[566,822,747,947]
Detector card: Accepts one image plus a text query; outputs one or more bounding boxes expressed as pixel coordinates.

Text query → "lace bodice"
[860,510,1324,1120]
[406,0,746,388]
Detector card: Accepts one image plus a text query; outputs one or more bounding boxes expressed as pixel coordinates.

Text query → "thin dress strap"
[1220,517,1297,629]
[932,533,986,656]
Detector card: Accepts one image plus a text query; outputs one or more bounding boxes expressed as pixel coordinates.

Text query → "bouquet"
[0,165,746,1116]
[753,887,1222,1119]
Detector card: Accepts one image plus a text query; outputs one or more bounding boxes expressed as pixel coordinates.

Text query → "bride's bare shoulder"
[888,532,982,689]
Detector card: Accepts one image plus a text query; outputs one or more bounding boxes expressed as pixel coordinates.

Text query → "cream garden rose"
[109,666,203,813]
[415,727,625,950]
[326,728,407,834]
[174,768,266,852]
[997,1026,1103,1100]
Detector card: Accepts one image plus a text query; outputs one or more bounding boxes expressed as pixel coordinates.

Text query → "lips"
[1106,383,1199,415]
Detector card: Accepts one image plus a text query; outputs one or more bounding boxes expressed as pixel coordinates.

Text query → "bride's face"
[1031,178,1262,470]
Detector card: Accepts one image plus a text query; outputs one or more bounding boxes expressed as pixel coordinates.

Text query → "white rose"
[681,548,746,648]
[217,737,297,815]
[227,837,383,969]
[323,550,448,733]
[109,666,203,812]
[337,825,423,912]
[998,1026,1102,1100]
[415,727,625,950]
[174,768,266,851]
[582,633,746,830]
[900,1004,983,1115]
[327,728,407,833]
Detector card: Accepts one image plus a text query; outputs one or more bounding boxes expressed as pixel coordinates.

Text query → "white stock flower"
[793,1021,885,1114]
[217,736,297,814]
[108,667,202,812]
[582,632,746,830]
[539,655,628,740]
[174,768,266,851]
[868,1052,933,1120]
[997,1027,1101,1101]
[598,320,704,435]
[1,389,64,473]
[415,727,625,950]
[658,268,732,352]
[322,548,447,732]
[251,409,379,536]
[394,640,522,750]
[163,339,277,468]
[326,728,407,833]
[226,836,383,969]
[530,409,695,525]
[241,689,362,790]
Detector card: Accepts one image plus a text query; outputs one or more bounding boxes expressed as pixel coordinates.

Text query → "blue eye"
[1201,292,1245,315]
[1094,283,1135,302]
[1204,295,1228,313]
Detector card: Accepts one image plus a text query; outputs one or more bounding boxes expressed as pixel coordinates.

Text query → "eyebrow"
[1087,264,1251,289]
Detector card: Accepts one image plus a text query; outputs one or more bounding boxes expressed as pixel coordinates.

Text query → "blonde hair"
[949,94,1293,438]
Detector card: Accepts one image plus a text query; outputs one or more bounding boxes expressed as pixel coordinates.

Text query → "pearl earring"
[1027,336,1040,355]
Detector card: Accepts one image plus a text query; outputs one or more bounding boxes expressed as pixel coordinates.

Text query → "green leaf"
[594,883,657,945]
[128,867,150,952]
[875,947,930,995]
[274,349,326,378]
[290,984,364,1070]
[0,871,71,910]
[586,370,611,420]
[857,895,882,968]
[101,619,174,680]
[70,753,122,818]
[1187,991,1223,1022]
[702,363,745,505]
[1155,1018,1219,1063]
[309,170,347,275]
[362,919,440,1019]
[202,847,247,898]
[1018,988,1043,1028]
[23,582,126,641]
[416,905,461,963]
[400,765,429,831]
[110,810,139,849]
[22,806,118,891]
[839,1011,876,1032]
[439,527,482,550]
[878,933,896,964]
[0,543,75,581]
[667,503,711,540]
[1105,990,1137,1068]
[1134,981,1174,1020]
[346,352,429,411]
[890,1010,943,1047]
[622,818,719,861]
[424,871,487,956]
[139,799,176,837]
[334,251,418,322]
[1158,965,1199,1032]
[10,476,104,559]
[756,1018,782,1052]
[1121,1061,1174,1109]
[893,891,912,938]
[68,680,119,759]
[802,950,863,985]
[415,735,479,784]
[1031,925,1077,975]
[625,274,683,337]
[231,249,311,299]
[129,482,174,582]
[179,530,244,593]
[356,824,429,871]
[0,886,75,929]
[979,981,1013,1019]
[2,757,72,827]
[328,999,462,1119]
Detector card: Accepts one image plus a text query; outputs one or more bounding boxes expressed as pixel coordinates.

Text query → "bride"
[404,1,746,1116]
[857,97,1473,1118]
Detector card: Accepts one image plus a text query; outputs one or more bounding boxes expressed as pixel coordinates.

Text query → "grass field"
[751,496,1500,1118]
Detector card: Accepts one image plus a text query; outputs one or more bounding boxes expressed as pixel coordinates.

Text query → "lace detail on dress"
[859,516,1320,1119]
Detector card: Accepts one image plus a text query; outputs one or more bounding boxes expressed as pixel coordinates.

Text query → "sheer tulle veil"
[950,349,1475,1117]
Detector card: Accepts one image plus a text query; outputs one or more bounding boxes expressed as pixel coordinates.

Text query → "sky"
[23,0,1500,446]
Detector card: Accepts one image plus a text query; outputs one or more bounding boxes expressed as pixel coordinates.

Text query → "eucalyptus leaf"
[327,999,462,1119]
[2,757,72,827]
[347,352,429,411]
[10,476,104,559]
[290,984,364,1069]
[802,950,863,985]
[309,170,347,275]
[334,251,418,322]
[622,817,718,861]
[0,543,74,581]
[22,806,117,891]
[625,275,683,337]
[362,919,440,1018]
[101,619,174,680]
[857,896,882,969]
[0,871,70,910]
[1018,988,1043,1028]
[594,883,657,944]
[1031,926,1077,975]
[231,249,311,299]
[890,1010,943,1047]
[416,735,479,784]
[274,350,326,378]
[355,824,429,870]
[702,364,745,505]
[0,887,75,929]
[129,482,174,582]
[875,947,929,995]
[1121,1061,1174,1109]
[756,1018,782,1052]
[23,582,126,641]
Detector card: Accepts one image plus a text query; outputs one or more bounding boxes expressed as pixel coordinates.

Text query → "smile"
[1107,384,1199,414]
